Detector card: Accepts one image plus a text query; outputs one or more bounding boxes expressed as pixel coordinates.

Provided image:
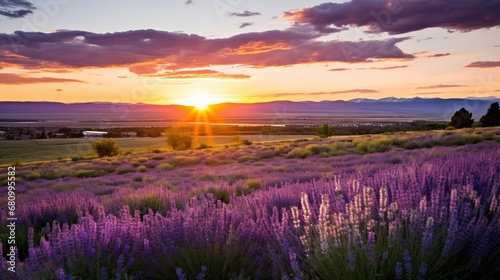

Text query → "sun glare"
[183,92,219,110]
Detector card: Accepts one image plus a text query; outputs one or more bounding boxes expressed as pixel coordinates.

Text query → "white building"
[83,131,108,138]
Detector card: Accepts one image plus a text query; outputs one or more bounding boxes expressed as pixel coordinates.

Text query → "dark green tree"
[479,102,500,127]
[92,138,121,157]
[166,131,193,150]
[450,108,474,128]
[317,123,334,138]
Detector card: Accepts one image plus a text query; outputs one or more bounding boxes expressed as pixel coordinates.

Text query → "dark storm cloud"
[0,0,35,18]
[284,0,500,34]
[0,29,413,74]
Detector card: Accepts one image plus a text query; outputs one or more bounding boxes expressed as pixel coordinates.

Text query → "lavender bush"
[1,129,499,279]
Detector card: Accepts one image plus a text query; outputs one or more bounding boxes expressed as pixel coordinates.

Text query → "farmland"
[0,135,315,166]
[1,128,500,279]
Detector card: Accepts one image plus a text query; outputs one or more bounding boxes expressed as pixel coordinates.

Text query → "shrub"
[230,135,241,143]
[138,165,148,172]
[117,168,134,175]
[286,147,311,159]
[166,131,193,151]
[445,126,456,130]
[125,193,166,216]
[317,123,334,138]
[71,156,84,162]
[152,155,165,161]
[274,145,291,155]
[25,171,42,181]
[305,144,334,155]
[443,134,483,146]
[196,143,211,149]
[136,157,149,163]
[246,178,262,190]
[75,169,106,178]
[156,163,175,171]
[241,139,253,145]
[92,138,121,157]
[133,176,143,182]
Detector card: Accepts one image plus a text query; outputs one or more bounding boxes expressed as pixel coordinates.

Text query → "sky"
[0,0,499,105]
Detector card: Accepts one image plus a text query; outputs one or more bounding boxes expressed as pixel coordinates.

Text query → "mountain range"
[0,97,498,124]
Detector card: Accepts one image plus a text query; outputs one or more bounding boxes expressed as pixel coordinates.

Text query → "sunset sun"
[184,92,220,110]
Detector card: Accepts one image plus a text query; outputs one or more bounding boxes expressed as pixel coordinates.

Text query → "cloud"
[0,29,413,74]
[428,53,450,58]
[56,89,63,91]
[417,84,466,89]
[230,10,261,17]
[328,65,407,71]
[239,22,253,29]
[368,65,407,70]
[263,89,379,98]
[330,89,379,94]
[283,0,500,34]
[0,73,83,84]
[0,0,35,18]
[465,61,500,68]
[412,92,444,96]
[185,0,193,4]
[328,68,349,71]
[147,69,250,80]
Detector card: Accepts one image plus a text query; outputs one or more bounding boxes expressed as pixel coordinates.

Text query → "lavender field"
[1,129,500,279]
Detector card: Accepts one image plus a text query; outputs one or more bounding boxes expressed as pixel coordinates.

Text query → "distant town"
[0,120,449,141]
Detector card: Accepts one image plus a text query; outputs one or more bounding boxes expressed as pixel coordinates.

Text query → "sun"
[183,92,219,110]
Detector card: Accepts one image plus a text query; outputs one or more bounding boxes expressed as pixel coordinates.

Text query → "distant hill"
[0,97,498,124]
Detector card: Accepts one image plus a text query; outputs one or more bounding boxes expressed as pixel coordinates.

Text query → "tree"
[92,138,121,157]
[317,123,334,138]
[166,131,193,151]
[479,102,500,127]
[450,108,474,128]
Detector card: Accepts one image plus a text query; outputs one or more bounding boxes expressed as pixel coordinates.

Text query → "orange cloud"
[148,69,250,80]
[0,73,83,84]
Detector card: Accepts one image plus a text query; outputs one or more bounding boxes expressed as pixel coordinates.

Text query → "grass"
[0,135,313,165]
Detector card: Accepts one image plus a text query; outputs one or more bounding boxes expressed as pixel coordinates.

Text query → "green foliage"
[274,145,291,155]
[156,163,175,171]
[75,169,107,178]
[230,135,242,143]
[241,139,253,145]
[196,143,211,149]
[305,144,334,155]
[138,165,148,172]
[286,147,311,159]
[480,102,500,127]
[152,155,165,161]
[133,176,143,182]
[25,171,42,181]
[71,156,84,162]
[445,126,456,130]
[117,168,134,175]
[246,178,262,190]
[92,138,121,157]
[450,107,474,128]
[316,123,334,138]
[353,137,393,154]
[125,193,166,216]
[442,134,483,146]
[166,131,193,151]
[192,186,230,204]
[136,157,149,163]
